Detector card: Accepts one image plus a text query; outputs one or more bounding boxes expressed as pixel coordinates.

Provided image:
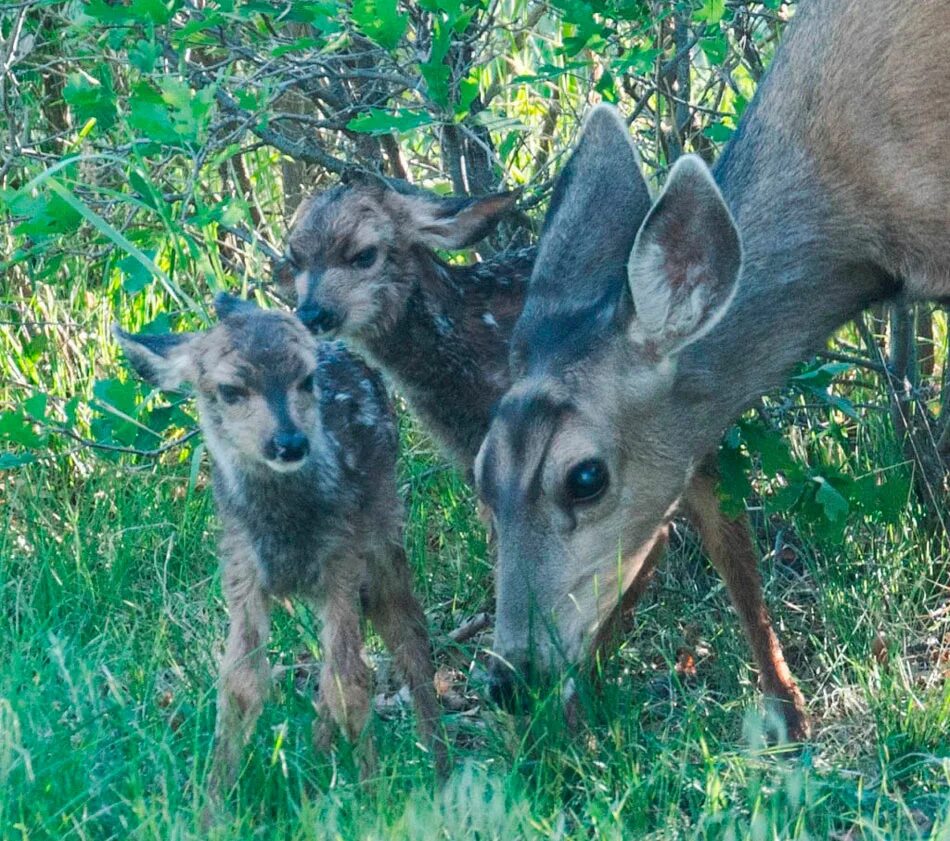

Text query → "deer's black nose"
[271,431,310,463]
[297,305,341,334]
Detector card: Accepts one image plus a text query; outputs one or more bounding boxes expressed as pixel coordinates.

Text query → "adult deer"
[476,0,949,734]
[284,176,808,737]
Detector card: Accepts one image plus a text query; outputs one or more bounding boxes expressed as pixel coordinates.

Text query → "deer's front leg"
[209,534,272,798]
[363,544,448,779]
[684,465,809,743]
[313,564,376,779]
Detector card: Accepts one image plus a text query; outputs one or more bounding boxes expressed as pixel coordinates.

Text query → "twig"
[447,612,492,644]
[50,425,200,458]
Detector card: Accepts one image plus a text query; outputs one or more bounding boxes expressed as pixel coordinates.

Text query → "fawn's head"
[475,106,742,704]
[116,294,320,474]
[280,179,518,339]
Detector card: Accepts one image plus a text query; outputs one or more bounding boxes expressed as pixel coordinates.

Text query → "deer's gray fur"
[477,0,949,738]
[115,295,445,798]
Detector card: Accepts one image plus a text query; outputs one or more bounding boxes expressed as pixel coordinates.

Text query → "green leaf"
[700,34,728,64]
[129,39,161,73]
[790,361,852,389]
[595,69,617,103]
[813,476,849,523]
[0,411,43,448]
[703,122,734,142]
[739,418,801,479]
[119,253,155,294]
[455,76,480,116]
[63,70,117,132]
[0,452,36,470]
[346,108,434,135]
[23,393,47,422]
[694,0,725,25]
[351,0,408,50]
[618,47,661,75]
[129,171,159,210]
[12,193,82,239]
[84,0,179,24]
[42,178,198,312]
[128,80,214,146]
[717,431,752,517]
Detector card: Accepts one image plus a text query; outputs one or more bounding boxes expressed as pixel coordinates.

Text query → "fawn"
[282,176,807,737]
[476,0,950,740]
[115,293,445,797]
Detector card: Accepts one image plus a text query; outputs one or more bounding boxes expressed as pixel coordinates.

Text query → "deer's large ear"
[392,189,519,250]
[627,155,741,359]
[528,104,653,309]
[113,326,197,390]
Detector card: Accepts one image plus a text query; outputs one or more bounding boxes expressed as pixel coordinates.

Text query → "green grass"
[4,173,950,839]
[4,405,950,839]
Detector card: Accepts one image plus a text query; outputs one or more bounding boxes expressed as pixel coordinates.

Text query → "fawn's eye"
[350,246,378,269]
[298,373,315,393]
[565,458,609,504]
[218,384,248,405]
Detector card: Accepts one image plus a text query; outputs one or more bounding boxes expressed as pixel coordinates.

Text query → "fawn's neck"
[363,246,533,469]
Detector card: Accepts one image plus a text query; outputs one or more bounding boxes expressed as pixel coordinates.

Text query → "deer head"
[115,294,321,474]
[282,179,518,340]
[475,105,742,703]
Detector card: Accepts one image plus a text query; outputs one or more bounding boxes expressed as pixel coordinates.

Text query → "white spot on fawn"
[434,313,454,336]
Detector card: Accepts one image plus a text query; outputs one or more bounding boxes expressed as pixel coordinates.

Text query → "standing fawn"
[282,178,807,737]
[115,294,445,798]
[476,0,950,739]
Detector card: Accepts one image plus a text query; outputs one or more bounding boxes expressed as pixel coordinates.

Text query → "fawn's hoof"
[764,693,810,746]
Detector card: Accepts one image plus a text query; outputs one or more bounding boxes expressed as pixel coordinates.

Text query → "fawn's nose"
[270,431,310,463]
[297,305,342,334]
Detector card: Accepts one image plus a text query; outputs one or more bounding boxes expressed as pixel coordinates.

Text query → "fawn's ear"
[113,326,198,390]
[626,154,741,359]
[213,292,258,319]
[390,188,520,250]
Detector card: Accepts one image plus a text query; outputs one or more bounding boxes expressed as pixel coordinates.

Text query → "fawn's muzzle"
[268,431,310,463]
[297,305,342,334]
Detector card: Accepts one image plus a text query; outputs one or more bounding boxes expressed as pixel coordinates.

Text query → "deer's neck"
[678,126,898,450]
[362,247,533,470]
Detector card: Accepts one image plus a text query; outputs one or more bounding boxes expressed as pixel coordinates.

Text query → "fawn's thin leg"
[684,464,809,741]
[364,544,448,778]
[209,534,272,797]
[313,566,376,778]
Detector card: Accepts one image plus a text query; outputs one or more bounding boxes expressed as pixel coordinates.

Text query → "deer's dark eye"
[218,384,248,405]
[298,373,315,393]
[351,246,378,269]
[566,458,609,504]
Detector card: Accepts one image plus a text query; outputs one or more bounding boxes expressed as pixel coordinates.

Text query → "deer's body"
[477,0,949,735]
[358,246,535,466]
[116,298,445,800]
[695,0,950,430]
